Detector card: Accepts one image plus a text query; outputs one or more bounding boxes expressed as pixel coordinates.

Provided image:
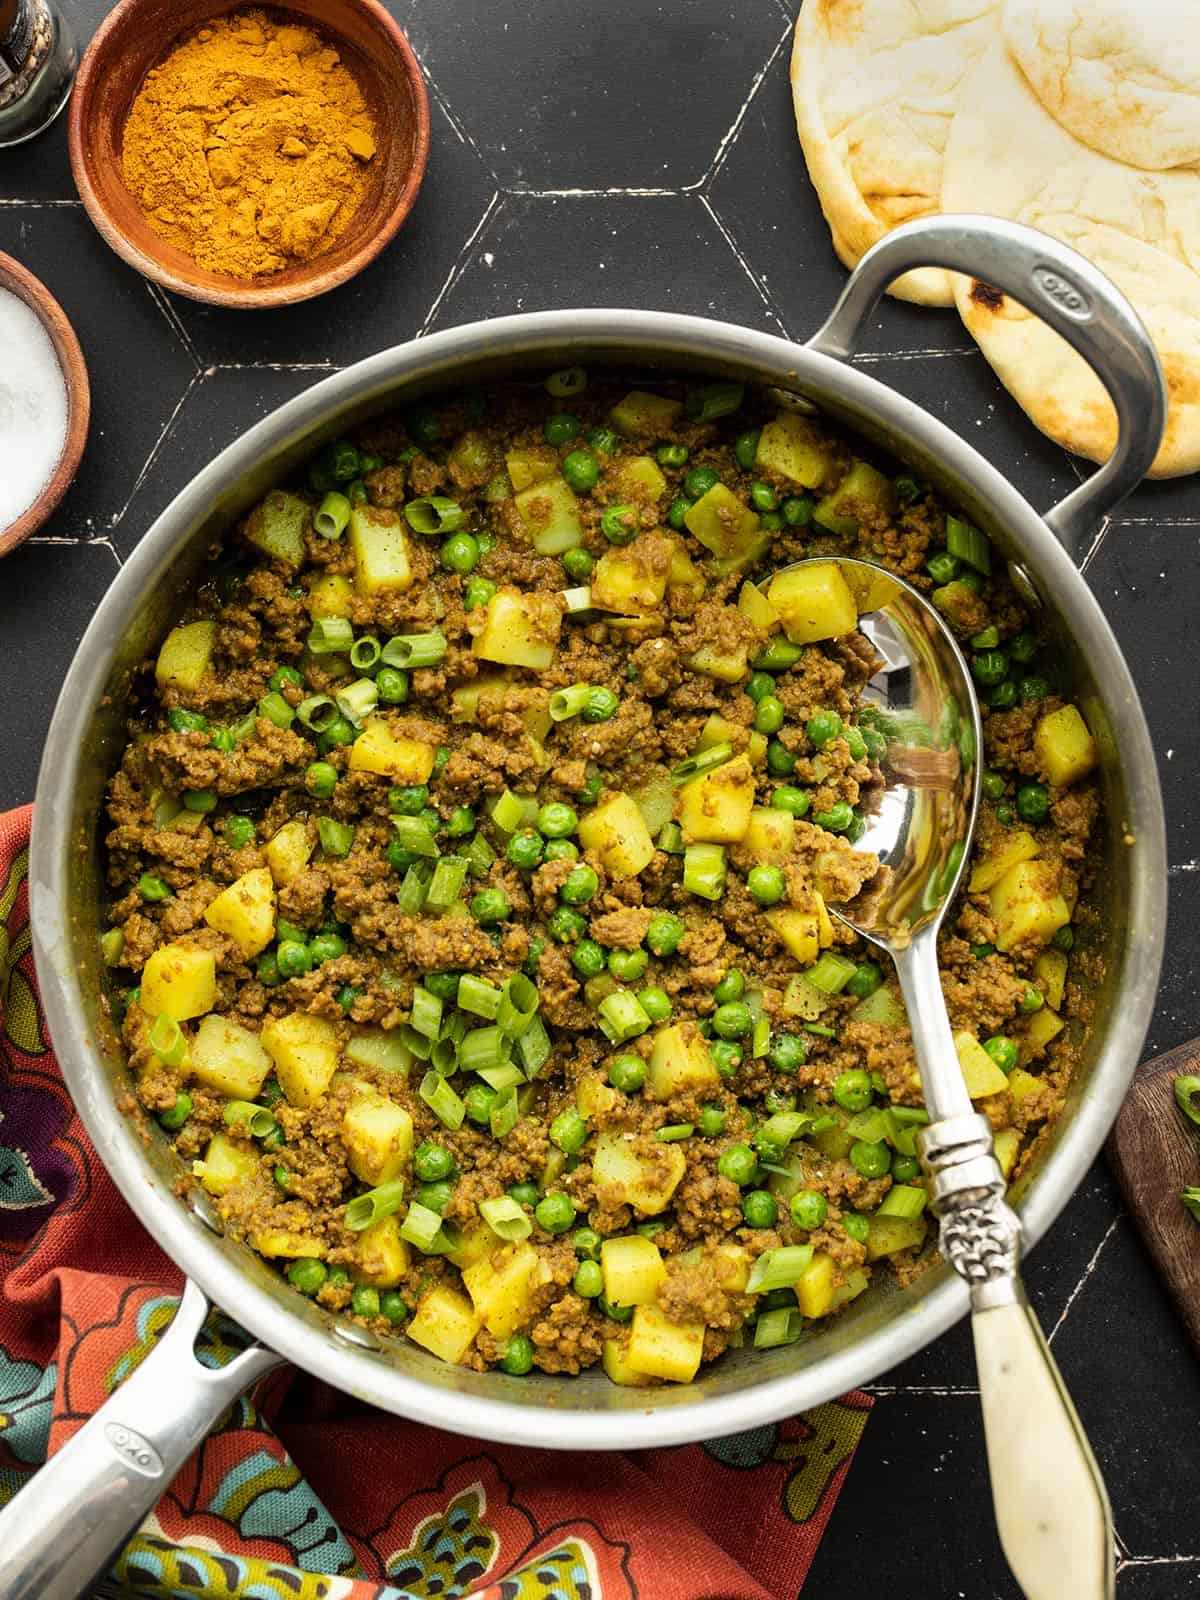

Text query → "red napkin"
[0,803,871,1599]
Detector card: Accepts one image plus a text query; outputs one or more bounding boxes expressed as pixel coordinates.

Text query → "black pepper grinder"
[0,0,75,146]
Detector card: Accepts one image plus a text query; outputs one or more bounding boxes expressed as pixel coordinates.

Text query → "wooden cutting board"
[1108,1037,1200,1350]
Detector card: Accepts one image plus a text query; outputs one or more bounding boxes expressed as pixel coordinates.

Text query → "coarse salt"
[0,287,68,533]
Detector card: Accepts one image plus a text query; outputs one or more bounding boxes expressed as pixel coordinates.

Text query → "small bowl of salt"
[0,252,89,558]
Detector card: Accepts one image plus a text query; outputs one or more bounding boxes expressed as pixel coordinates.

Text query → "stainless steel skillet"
[1,214,1167,1600]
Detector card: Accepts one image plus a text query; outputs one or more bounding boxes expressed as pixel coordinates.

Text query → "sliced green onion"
[754,1307,804,1349]
[221,1101,279,1138]
[561,585,594,615]
[336,677,379,726]
[400,1200,450,1252]
[480,1193,534,1239]
[876,1184,928,1220]
[806,952,858,995]
[803,1022,837,1040]
[683,842,726,901]
[685,381,744,421]
[754,1112,811,1152]
[498,974,539,1036]
[420,1069,465,1129]
[258,691,295,729]
[1182,1186,1200,1224]
[460,1025,511,1074]
[297,694,338,732]
[783,975,829,1020]
[656,1123,694,1142]
[317,817,355,858]
[752,1015,770,1059]
[946,515,991,575]
[307,616,354,655]
[517,1015,552,1076]
[463,832,496,877]
[410,985,444,1040]
[397,861,433,915]
[657,821,685,855]
[380,630,448,669]
[346,1178,406,1233]
[545,366,587,398]
[746,1245,815,1295]
[597,989,651,1044]
[149,1013,185,1067]
[845,1106,897,1144]
[348,634,382,672]
[315,491,351,540]
[490,788,528,832]
[891,1105,931,1127]
[1175,1075,1200,1128]
[489,1085,519,1139]
[426,855,468,911]
[441,1010,468,1047]
[404,497,465,535]
[671,742,733,785]
[458,974,503,1020]
[402,1025,433,1060]
[391,815,440,858]
[550,684,592,722]
[430,1037,458,1074]
[101,927,124,966]
[477,1060,525,1091]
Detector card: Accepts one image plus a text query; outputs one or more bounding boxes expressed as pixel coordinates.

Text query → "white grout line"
[863,1384,980,1397]
[416,190,504,337]
[0,197,81,208]
[107,370,202,531]
[210,362,340,374]
[510,185,684,199]
[1045,1210,1123,1346]
[1170,861,1200,876]
[703,16,795,189]
[409,43,502,191]
[852,346,981,365]
[699,193,788,336]
[1106,516,1200,528]
[143,282,204,374]
[1078,517,1112,573]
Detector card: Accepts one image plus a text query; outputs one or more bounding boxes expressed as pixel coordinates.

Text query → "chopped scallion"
[419,1070,465,1129]
[315,491,351,540]
[560,585,594,615]
[380,630,448,669]
[458,974,503,1020]
[754,1307,804,1349]
[671,742,733,785]
[391,815,440,858]
[397,861,433,915]
[549,683,593,722]
[746,1245,814,1295]
[480,1193,534,1239]
[476,1060,525,1091]
[656,1123,694,1142]
[683,842,726,901]
[307,616,354,655]
[876,1184,928,1221]
[400,1199,450,1252]
[221,1101,278,1139]
[489,788,529,832]
[498,973,539,1036]
[460,1025,511,1074]
[462,832,496,877]
[657,821,685,854]
[149,1013,186,1067]
[349,634,381,672]
[258,691,295,730]
[335,677,379,726]
[317,817,355,858]
[297,694,338,732]
[597,989,652,1044]
[402,1026,434,1060]
[489,1085,519,1139]
[517,1015,552,1076]
[685,381,744,421]
[345,1178,406,1233]
[945,514,991,576]
[410,985,443,1040]
[806,952,859,995]
[426,855,468,911]
[404,498,465,536]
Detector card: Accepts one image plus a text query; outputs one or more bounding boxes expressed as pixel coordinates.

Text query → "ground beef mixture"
[102,372,1100,1386]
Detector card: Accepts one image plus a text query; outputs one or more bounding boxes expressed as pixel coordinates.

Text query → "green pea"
[1017,782,1050,823]
[138,873,171,902]
[168,707,209,734]
[995,803,1015,827]
[413,1140,455,1182]
[746,863,785,907]
[843,1213,870,1244]
[760,511,784,531]
[656,442,689,467]
[600,503,638,544]
[709,1040,742,1077]
[983,1036,1019,1074]
[581,686,619,724]
[535,1193,576,1234]
[445,805,475,837]
[845,962,882,1001]
[718,1143,758,1186]
[1008,629,1038,664]
[375,668,409,705]
[464,576,496,611]
[560,864,599,905]
[588,426,619,454]
[269,665,304,693]
[500,1334,535,1374]
[287,1258,327,1296]
[1020,986,1044,1014]
[350,1285,380,1320]
[970,625,1001,650]
[813,801,854,833]
[562,547,594,582]
[573,1259,603,1297]
[544,412,581,446]
[276,940,312,979]
[276,918,308,946]
[608,1054,647,1093]
[508,1182,540,1208]
[423,968,460,1001]
[464,1084,498,1127]
[750,481,778,512]
[860,726,888,762]
[890,1152,922,1184]
[441,532,480,575]
[645,913,684,957]
[523,936,545,977]
[790,1190,828,1230]
[381,1291,409,1324]
[734,428,761,470]
[208,727,235,753]
[547,905,587,943]
[159,1093,193,1131]
[573,1226,602,1260]
[387,784,428,816]
[256,951,281,987]
[684,465,719,499]
[988,681,1018,710]
[562,448,600,493]
[766,740,797,777]
[571,939,607,979]
[507,830,544,871]
[745,671,774,703]
[781,494,813,527]
[697,1105,726,1138]
[470,888,511,925]
[598,1295,633,1324]
[742,1189,777,1228]
[305,761,338,800]
[387,839,418,873]
[182,789,217,815]
[713,1001,752,1039]
[538,802,578,837]
[833,1069,873,1112]
[543,838,579,863]
[308,932,346,965]
[771,785,810,818]
[666,496,693,531]
[850,1139,891,1179]
[754,695,785,735]
[971,942,996,960]
[1051,926,1075,953]
[768,1033,805,1074]
[630,987,666,1024]
[713,969,745,1005]
[336,985,359,1015]
[608,947,648,982]
[982,771,1006,801]
[806,711,842,749]
[972,650,1009,686]
[222,815,256,850]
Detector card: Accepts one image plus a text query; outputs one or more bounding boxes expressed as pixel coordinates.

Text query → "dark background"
[2,3,1198,1594]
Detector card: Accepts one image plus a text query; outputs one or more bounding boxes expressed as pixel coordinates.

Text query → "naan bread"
[943,38,1200,477]
[1003,0,1200,172]
[791,0,998,306]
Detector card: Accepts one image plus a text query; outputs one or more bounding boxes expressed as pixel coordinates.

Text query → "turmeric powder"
[122,9,378,280]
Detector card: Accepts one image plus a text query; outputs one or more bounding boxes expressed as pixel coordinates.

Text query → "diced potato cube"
[767,563,858,645]
[968,830,1039,893]
[349,718,436,783]
[601,1235,666,1307]
[737,579,779,631]
[711,1243,751,1293]
[1006,1066,1043,1106]
[697,715,765,767]
[615,454,667,502]
[1021,1005,1065,1062]
[192,1132,258,1197]
[506,445,558,492]
[261,1012,339,1108]
[990,859,1070,952]
[451,672,510,722]
[191,1014,272,1100]
[955,1030,1011,1099]
[648,1021,720,1098]
[203,867,276,957]
[591,534,672,615]
[755,412,835,488]
[814,893,835,949]
[865,1214,926,1259]
[593,1132,686,1215]
[264,820,314,887]
[344,1028,413,1076]
[342,1092,413,1185]
[245,489,310,567]
[577,1069,619,1120]
[610,389,682,436]
[354,1215,411,1289]
[830,1266,871,1311]
[602,1336,655,1386]
[444,1219,495,1270]
[1034,705,1097,788]
[251,1230,327,1259]
[813,460,896,536]
[684,483,762,560]
[308,573,354,619]
[633,770,675,838]
[687,641,749,683]
[349,504,412,594]
[626,1304,704,1383]
[579,793,656,878]
[1034,949,1068,1012]
[994,1127,1021,1179]
[407,1287,482,1364]
[677,755,754,844]
[795,1250,838,1318]
[473,587,562,669]
[765,907,820,965]
[156,621,216,693]
[141,941,216,1023]
[514,477,584,554]
[462,1241,547,1339]
[668,539,706,596]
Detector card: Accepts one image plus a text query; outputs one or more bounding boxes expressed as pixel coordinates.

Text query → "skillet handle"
[0,1280,284,1600]
[805,213,1167,560]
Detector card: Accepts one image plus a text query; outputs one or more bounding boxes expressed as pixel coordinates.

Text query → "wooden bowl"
[67,0,430,309]
[0,254,90,558]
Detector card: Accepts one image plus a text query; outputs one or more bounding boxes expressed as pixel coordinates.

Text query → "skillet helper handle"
[0,1280,283,1600]
[805,213,1167,559]
[918,1114,1115,1600]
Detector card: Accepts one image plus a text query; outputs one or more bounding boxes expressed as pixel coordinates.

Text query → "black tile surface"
[3,1,1199,1595]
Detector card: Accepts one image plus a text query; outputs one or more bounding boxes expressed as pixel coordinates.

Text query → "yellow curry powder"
[122,9,378,279]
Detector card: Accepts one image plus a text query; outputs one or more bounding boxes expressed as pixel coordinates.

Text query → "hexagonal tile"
[0,537,119,810]
[0,207,197,540]
[425,191,785,334]
[169,93,497,366]
[405,0,791,191]
[112,367,322,560]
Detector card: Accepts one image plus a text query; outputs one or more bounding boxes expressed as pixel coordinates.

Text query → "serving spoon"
[769,556,1114,1600]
